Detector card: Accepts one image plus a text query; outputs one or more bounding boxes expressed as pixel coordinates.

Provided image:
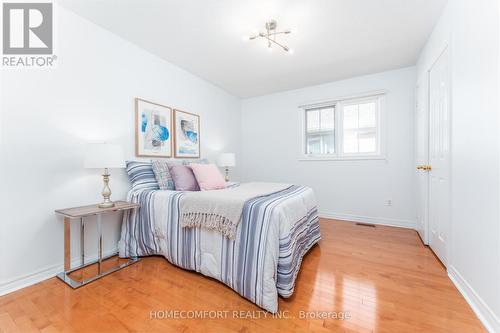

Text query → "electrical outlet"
[385,199,392,206]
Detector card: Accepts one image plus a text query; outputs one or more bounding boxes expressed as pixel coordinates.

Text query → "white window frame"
[299,91,387,161]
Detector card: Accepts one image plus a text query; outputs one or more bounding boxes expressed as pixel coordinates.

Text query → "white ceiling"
[59,0,447,98]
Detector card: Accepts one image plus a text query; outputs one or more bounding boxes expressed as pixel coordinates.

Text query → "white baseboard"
[0,248,118,297]
[319,211,416,229]
[448,265,500,333]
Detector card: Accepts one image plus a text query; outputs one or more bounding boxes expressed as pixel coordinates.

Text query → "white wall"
[417,1,500,331]
[0,5,241,293]
[240,67,417,228]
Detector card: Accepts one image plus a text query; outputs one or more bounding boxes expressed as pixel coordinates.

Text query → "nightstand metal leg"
[80,218,85,266]
[64,217,71,272]
[97,214,102,274]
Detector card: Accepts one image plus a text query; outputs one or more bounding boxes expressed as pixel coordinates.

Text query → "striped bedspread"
[118,184,321,313]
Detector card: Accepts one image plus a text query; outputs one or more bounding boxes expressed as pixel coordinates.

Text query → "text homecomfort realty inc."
[149,310,352,320]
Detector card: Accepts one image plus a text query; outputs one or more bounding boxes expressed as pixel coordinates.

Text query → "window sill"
[298,155,386,161]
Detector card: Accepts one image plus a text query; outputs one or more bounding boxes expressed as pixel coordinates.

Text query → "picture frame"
[173,109,200,158]
[135,98,173,157]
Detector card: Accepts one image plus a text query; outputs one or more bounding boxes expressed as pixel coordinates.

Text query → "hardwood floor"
[0,219,485,332]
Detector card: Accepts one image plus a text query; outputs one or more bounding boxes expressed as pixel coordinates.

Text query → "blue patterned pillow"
[125,161,160,191]
[151,160,175,190]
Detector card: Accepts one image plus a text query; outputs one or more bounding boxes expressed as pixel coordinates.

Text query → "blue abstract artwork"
[141,113,148,132]
[181,120,198,143]
[136,98,172,157]
[174,110,200,158]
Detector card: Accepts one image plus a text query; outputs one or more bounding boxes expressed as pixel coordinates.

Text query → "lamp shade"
[84,143,125,169]
[217,153,236,167]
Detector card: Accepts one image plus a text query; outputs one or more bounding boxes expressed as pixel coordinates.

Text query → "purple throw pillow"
[169,164,200,191]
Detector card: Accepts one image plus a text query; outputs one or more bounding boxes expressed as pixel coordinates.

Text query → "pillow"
[182,158,209,166]
[169,164,200,191]
[126,161,159,191]
[151,160,175,190]
[190,163,226,191]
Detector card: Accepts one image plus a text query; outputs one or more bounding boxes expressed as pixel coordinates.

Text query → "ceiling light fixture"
[245,20,294,53]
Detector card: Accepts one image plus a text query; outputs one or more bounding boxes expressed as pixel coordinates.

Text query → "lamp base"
[99,168,114,209]
[98,201,115,209]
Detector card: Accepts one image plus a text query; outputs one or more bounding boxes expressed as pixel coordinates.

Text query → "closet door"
[427,46,451,266]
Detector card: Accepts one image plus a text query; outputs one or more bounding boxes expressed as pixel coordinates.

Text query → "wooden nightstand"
[55,201,140,288]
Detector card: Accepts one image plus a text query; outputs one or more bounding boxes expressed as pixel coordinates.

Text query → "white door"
[428,46,451,266]
[415,80,429,244]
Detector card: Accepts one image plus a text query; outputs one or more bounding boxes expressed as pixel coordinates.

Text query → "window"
[301,94,384,159]
[342,99,378,154]
[305,106,335,155]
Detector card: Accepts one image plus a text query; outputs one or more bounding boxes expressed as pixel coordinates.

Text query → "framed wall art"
[173,109,200,158]
[135,98,172,157]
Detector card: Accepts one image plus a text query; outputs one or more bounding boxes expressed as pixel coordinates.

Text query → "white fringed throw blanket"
[180,182,291,239]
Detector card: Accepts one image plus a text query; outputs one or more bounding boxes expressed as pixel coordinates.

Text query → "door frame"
[416,43,452,255]
[425,43,452,266]
[415,78,430,245]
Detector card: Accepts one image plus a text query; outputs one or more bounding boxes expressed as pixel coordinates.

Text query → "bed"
[118,183,321,313]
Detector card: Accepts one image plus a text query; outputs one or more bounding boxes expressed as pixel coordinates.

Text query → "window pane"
[306,132,335,155]
[305,106,335,155]
[322,133,335,154]
[306,110,320,131]
[342,99,378,154]
[359,102,376,128]
[306,135,321,154]
[343,105,359,129]
[320,108,335,130]
[359,130,377,152]
[343,130,358,153]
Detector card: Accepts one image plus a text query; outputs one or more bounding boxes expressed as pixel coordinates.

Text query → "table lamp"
[217,153,236,182]
[84,143,125,208]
